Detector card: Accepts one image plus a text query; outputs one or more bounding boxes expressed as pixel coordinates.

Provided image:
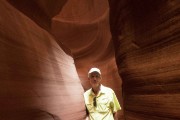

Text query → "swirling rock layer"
[109,0,180,119]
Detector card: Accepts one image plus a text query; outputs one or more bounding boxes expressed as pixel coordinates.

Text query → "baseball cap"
[88,67,101,77]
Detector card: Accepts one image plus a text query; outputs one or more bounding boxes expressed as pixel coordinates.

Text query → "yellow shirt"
[84,85,121,120]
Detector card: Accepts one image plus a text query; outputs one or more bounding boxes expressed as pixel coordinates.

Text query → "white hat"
[88,68,101,77]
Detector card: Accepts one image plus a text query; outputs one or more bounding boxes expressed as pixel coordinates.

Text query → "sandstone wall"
[0,1,85,120]
[109,0,180,119]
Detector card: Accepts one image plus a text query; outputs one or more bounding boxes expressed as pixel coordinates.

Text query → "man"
[84,67,121,120]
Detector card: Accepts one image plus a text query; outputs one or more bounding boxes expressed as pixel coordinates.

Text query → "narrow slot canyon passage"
[0,0,179,120]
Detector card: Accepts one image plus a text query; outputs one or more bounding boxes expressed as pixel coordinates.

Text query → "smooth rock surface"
[0,1,85,120]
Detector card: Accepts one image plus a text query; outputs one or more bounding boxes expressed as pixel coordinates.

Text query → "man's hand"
[113,112,118,120]
[85,116,89,120]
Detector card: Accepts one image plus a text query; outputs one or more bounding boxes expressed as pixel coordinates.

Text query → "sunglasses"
[93,97,97,107]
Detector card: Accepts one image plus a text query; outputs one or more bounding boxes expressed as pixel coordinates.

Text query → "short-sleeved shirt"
[84,85,121,120]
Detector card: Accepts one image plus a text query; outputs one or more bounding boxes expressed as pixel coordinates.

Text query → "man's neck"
[92,85,101,95]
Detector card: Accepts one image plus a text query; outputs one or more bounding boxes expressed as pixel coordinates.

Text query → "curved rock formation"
[7,0,67,31]
[0,1,85,120]
[109,0,180,119]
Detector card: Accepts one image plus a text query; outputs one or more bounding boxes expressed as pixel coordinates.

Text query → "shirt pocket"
[97,97,109,112]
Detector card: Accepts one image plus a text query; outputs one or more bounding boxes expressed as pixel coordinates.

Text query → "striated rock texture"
[109,0,180,119]
[7,0,68,31]
[0,1,85,120]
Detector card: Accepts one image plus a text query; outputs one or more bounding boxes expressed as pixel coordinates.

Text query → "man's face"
[89,72,101,87]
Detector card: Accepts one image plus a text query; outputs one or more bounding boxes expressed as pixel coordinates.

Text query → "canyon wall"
[109,0,180,119]
[0,1,85,120]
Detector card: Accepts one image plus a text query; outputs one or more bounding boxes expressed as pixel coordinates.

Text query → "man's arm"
[85,116,89,120]
[85,106,89,120]
[111,90,121,120]
[113,112,118,120]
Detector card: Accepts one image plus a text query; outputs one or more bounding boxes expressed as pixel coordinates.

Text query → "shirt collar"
[90,85,106,96]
